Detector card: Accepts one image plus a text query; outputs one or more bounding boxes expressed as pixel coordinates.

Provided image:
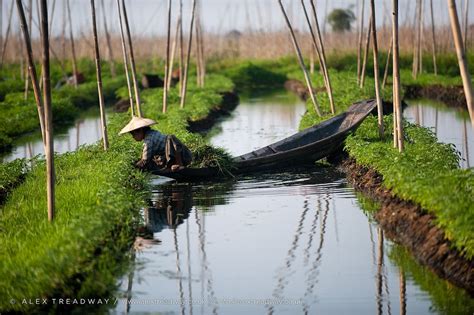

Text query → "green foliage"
[220,60,288,90]
[0,159,30,204]
[327,7,356,32]
[346,116,474,259]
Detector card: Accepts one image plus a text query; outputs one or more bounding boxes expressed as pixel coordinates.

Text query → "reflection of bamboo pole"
[0,2,14,68]
[116,0,135,117]
[121,0,142,117]
[173,228,186,315]
[16,0,46,143]
[399,269,406,315]
[101,0,116,77]
[376,228,384,315]
[462,120,470,168]
[180,0,197,109]
[186,219,194,315]
[447,0,474,130]
[430,0,438,75]
[40,0,55,222]
[278,0,321,116]
[393,0,404,151]
[308,0,335,114]
[90,0,109,150]
[162,0,172,113]
[357,0,365,84]
[360,21,372,88]
[370,0,384,138]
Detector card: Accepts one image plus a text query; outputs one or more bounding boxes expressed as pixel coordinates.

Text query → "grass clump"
[0,159,30,204]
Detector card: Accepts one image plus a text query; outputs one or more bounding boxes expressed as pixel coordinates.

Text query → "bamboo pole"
[121,0,142,117]
[163,0,172,113]
[198,15,205,87]
[179,0,184,95]
[418,0,424,75]
[278,0,321,116]
[357,0,365,84]
[61,0,66,60]
[360,19,372,88]
[0,1,14,68]
[167,18,180,91]
[447,0,474,130]
[116,0,135,116]
[16,0,45,143]
[24,0,33,100]
[48,0,56,34]
[463,0,469,54]
[0,0,3,59]
[309,0,335,114]
[382,39,393,88]
[66,0,78,88]
[180,0,197,109]
[430,0,438,75]
[370,0,384,138]
[90,0,109,150]
[40,0,55,222]
[101,0,116,77]
[301,0,333,114]
[393,0,403,151]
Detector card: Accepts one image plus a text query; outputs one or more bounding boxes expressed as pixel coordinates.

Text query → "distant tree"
[327,7,356,32]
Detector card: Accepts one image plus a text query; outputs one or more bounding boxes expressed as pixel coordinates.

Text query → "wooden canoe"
[151,99,377,180]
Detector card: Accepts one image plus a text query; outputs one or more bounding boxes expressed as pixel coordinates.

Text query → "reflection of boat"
[151,99,377,180]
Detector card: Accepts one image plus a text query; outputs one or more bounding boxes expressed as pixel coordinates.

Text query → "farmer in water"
[119,116,192,171]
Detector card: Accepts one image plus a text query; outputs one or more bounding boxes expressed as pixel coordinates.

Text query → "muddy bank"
[404,84,467,110]
[187,91,240,133]
[340,158,474,295]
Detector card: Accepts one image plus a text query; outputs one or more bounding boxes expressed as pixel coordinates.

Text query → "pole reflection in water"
[114,92,473,314]
[404,100,474,168]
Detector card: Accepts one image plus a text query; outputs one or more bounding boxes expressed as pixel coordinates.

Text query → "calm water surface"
[112,92,473,315]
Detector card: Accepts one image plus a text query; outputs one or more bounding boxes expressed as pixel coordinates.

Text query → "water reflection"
[404,100,473,168]
[1,108,105,162]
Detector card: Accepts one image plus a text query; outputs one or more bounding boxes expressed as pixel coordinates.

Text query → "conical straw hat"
[119,116,157,135]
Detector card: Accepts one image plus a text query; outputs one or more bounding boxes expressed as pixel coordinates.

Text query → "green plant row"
[0,72,236,312]
[287,67,473,259]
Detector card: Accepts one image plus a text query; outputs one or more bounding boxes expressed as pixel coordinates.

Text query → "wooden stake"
[24,0,33,100]
[167,17,180,91]
[447,0,474,130]
[16,0,45,143]
[0,1,14,68]
[180,0,197,109]
[40,0,55,222]
[163,0,172,113]
[278,0,321,116]
[463,0,469,54]
[101,0,116,77]
[370,0,384,138]
[393,0,403,151]
[418,0,424,75]
[66,0,78,88]
[179,0,184,95]
[49,0,56,34]
[90,0,109,150]
[308,0,335,114]
[382,39,393,88]
[121,0,142,117]
[116,0,135,116]
[360,20,372,88]
[301,0,329,111]
[357,0,365,84]
[429,0,438,75]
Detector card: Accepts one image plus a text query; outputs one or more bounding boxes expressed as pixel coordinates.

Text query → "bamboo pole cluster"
[392,0,403,151]
[278,0,321,116]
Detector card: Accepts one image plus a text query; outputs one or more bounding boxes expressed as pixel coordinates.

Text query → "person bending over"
[119,116,192,171]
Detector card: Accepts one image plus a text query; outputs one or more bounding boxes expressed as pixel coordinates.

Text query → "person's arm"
[136,138,152,168]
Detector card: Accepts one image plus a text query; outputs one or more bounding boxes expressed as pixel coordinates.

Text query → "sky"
[1,0,473,38]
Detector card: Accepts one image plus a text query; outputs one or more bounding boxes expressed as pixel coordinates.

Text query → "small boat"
[151,99,377,180]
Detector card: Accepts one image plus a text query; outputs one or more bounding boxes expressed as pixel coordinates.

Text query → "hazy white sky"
[1,0,473,38]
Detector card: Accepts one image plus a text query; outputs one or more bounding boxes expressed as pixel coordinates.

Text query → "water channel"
[112,91,473,315]
[1,91,472,314]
